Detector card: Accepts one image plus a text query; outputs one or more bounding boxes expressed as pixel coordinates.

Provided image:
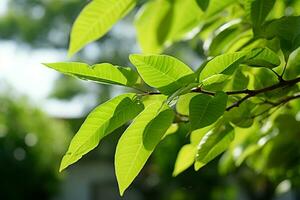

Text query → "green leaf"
[115,101,175,195]
[173,144,197,176]
[224,101,255,128]
[244,48,281,68]
[195,123,234,170]
[135,0,202,53]
[176,93,198,116]
[199,52,245,81]
[135,0,171,53]
[60,93,143,172]
[202,74,230,86]
[130,54,195,95]
[196,0,209,11]
[189,92,228,130]
[162,123,179,140]
[263,16,300,53]
[68,0,136,56]
[244,0,276,30]
[205,0,236,17]
[284,47,300,80]
[44,62,140,87]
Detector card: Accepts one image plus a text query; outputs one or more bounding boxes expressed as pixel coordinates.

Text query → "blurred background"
[0,0,300,200]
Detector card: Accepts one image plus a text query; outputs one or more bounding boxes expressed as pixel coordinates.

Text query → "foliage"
[0,94,70,199]
[45,0,300,196]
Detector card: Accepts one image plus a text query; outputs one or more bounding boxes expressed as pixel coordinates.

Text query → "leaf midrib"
[76,0,134,50]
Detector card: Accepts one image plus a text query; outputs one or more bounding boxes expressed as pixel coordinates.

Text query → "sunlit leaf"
[115,101,174,195]
[69,0,136,56]
[205,0,236,17]
[176,93,198,116]
[173,144,197,176]
[44,62,140,87]
[60,93,143,171]
[130,54,195,95]
[199,52,245,81]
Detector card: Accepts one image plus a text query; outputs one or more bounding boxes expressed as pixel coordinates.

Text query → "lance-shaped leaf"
[60,93,143,172]
[195,123,234,170]
[199,52,245,81]
[69,0,136,56]
[173,144,197,176]
[115,101,175,195]
[44,62,140,87]
[130,54,195,95]
[189,92,228,130]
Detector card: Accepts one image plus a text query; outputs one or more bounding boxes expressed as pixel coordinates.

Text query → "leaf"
[196,0,209,11]
[44,62,140,87]
[60,93,143,172]
[244,0,276,31]
[135,0,171,53]
[284,47,300,80]
[135,0,203,53]
[130,54,195,95]
[205,0,236,17]
[162,123,179,140]
[173,144,197,176]
[263,16,300,53]
[202,74,230,86]
[224,101,255,128]
[68,0,136,56]
[115,101,175,195]
[244,48,281,68]
[176,93,198,116]
[199,52,245,81]
[189,92,228,130]
[195,123,234,170]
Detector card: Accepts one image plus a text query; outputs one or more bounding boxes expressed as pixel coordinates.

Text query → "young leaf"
[130,54,195,95]
[44,62,140,87]
[68,0,136,56]
[60,93,143,172]
[115,101,174,196]
[199,52,245,81]
[189,92,228,130]
[195,123,234,170]
[173,144,197,176]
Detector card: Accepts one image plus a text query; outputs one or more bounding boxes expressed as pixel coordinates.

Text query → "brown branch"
[226,77,300,111]
[141,77,300,112]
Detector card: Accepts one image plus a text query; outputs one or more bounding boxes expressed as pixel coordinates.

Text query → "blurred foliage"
[0,93,71,200]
